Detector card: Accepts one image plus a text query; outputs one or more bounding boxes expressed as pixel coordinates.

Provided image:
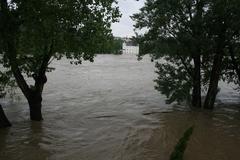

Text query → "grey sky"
[111,0,145,37]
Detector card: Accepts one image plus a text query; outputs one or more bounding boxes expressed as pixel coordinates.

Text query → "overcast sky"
[111,0,145,37]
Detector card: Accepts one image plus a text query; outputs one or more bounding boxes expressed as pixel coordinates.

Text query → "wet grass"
[170,126,194,160]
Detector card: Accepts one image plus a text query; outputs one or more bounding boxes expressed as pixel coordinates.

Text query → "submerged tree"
[0,0,120,121]
[132,0,207,108]
[133,0,240,109]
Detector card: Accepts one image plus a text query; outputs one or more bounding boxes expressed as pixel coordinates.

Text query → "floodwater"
[1,54,240,160]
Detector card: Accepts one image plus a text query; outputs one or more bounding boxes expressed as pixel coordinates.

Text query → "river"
[0,54,240,160]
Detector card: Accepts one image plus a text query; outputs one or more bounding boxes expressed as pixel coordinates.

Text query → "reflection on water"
[0,54,240,160]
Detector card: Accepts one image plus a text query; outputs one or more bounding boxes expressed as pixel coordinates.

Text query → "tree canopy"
[133,0,240,108]
[0,0,120,120]
[1,0,120,75]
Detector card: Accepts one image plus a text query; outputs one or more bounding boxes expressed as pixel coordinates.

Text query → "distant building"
[122,38,139,54]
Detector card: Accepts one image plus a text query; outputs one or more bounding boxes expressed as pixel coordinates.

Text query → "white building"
[122,38,139,55]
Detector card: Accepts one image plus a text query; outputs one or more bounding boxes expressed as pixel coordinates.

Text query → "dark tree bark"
[190,0,204,108]
[203,53,223,109]
[203,21,226,109]
[7,47,49,121]
[28,74,47,121]
[5,39,44,121]
[0,104,11,128]
[28,93,43,121]
[178,55,202,108]
[1,0,51,121]
[192,55,202,108]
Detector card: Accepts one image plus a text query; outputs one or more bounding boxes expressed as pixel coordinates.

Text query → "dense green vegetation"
[100,37,123,55]
[0,1,239,159]
[0,0,120,121]
[133,0,240,109]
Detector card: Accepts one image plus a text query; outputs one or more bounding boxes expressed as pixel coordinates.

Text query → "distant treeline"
[100,37,123,55]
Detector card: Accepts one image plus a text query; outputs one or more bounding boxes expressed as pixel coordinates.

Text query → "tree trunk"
[1,0,48,121]
[203,53,223,109]
[0,104,11,128]
[27,92,43,121]
[192,55,201,108]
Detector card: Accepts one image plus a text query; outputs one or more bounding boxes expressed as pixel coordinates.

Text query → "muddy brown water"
[0,54,240,160]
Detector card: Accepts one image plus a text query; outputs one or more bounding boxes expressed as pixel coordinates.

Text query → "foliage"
[132,0,206,104]
[0,72,9,98]
[170,126,194,160]
[100,37,123,54]
[0,69,15,98]
[133,0,240,107]
[0,0,121,120]
[0,0,121,76]
[155,57,192,104]
[132,0,208,57]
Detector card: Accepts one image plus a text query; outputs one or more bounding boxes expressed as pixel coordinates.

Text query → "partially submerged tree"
[133,0,240,109]
[0,0,120,121]
[132,0,207,108]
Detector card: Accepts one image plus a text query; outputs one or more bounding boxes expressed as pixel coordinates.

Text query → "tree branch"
[39,40,54,76]
[1,0,31,99]
[7,42,31,99]
[34,39,55,93]
[177,54,193,79]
